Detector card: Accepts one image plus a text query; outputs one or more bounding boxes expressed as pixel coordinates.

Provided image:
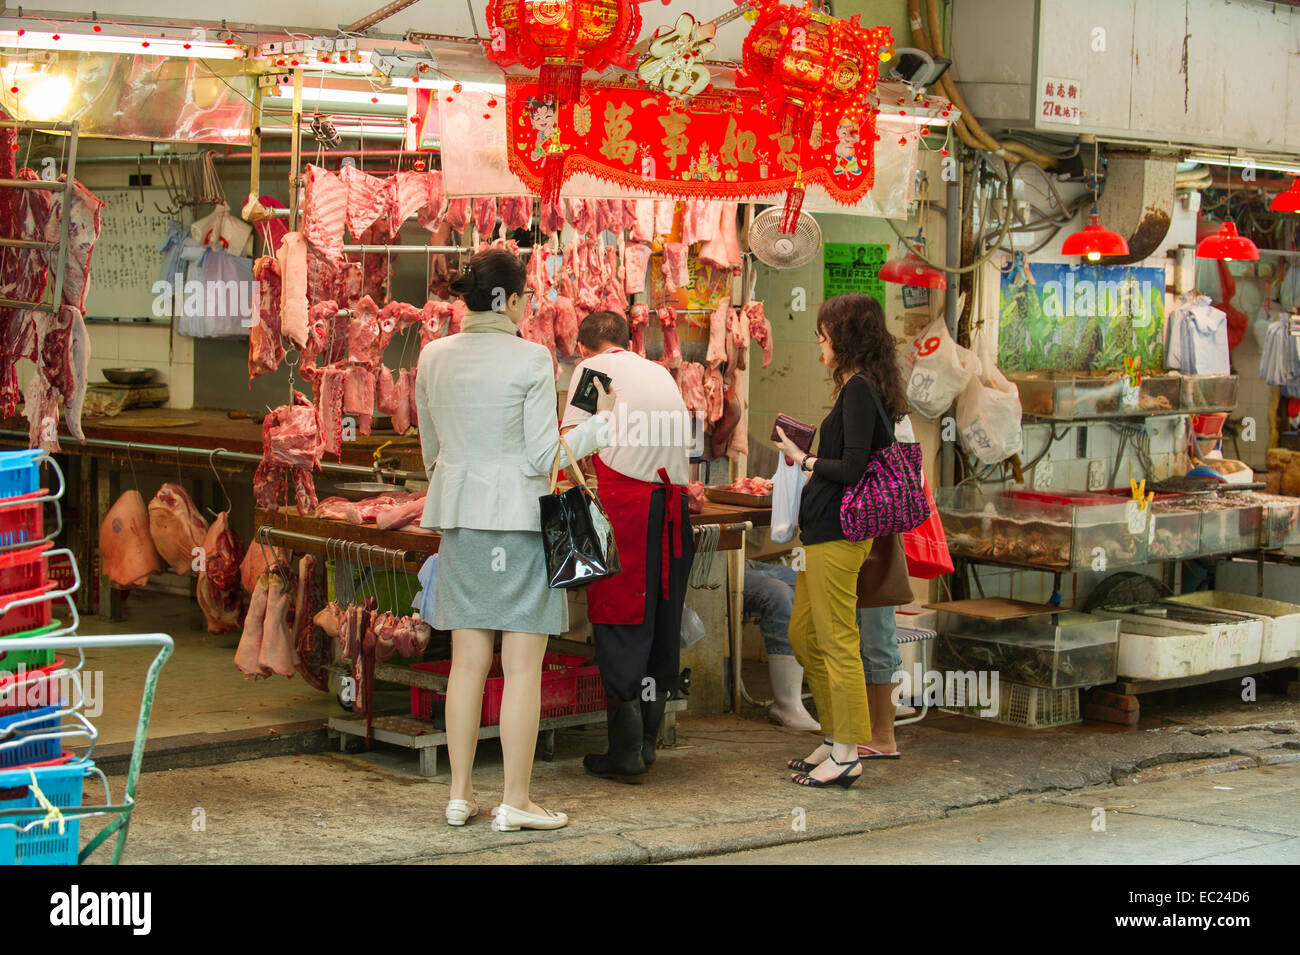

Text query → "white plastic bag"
[680,607,706,648]
[955,331,1023,465]
[769,457,806,544]
[902,317,982,419]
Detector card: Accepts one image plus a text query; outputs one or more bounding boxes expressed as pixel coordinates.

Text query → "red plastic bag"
[903,474,953,579]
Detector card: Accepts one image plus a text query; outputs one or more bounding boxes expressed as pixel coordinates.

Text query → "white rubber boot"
[767,655,821,732]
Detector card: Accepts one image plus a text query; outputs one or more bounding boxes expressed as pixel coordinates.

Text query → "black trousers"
[592,488,695,704]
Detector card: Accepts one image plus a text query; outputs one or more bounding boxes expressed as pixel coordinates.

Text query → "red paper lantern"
[736,1,892,232]
[483,0,663,200]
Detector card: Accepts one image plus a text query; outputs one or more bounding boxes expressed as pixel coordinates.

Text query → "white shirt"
[562,349,691,485]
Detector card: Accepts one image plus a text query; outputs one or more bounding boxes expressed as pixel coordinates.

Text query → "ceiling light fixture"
[1196,155,1260,261]
[1061,140,1129,261]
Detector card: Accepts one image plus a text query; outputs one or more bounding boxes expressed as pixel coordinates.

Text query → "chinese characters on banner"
[505,77,879,203]
[823,243,889,310]
[1040,76,1082,125]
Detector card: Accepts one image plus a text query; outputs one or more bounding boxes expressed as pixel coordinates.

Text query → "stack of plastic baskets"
[0,450,97,865]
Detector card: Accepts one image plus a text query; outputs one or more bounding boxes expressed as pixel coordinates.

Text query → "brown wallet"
[771,414,816,454]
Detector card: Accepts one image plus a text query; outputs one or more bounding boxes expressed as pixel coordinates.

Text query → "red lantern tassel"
[779,175,805,235]
[541,149,567,205]
[539,62,583,105]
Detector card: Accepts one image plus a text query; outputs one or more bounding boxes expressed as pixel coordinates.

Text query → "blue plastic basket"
[0,705,61,768]
[0,451,42,501]
[0,756,88,865]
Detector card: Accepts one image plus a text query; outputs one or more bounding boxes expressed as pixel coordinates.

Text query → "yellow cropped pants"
[788,538,873,744]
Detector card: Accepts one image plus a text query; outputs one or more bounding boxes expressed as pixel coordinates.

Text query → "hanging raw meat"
[727,305,750,371]
[343,365,377,436]
[99,490,165,588]
[338,261,364,309]
[43,175,105,312]
[419,300,451,345]
[448,300,467,336]
[526,298,560,372]
[148,483,209,576]
[704,365,725,425]
[196,511,243,635]
[197,573,241,635]
[653,200,676,236]
[706,298,729,368]
[376,300,422,355]
[347,295,383,367]
[306,249,339,307]
[553,296,579,357]
[699,201,742,271]
[259,575,297,677]
[678,362,708,418]
[234,575,272,679]
[239,543,288,594]
[301,300,348,381]
[681,200,719,247]
[444,197,472,233]
[711,370,744,458]
[662,242,688,294]
[341,164,390,239]
[539,199,565,235]
[276,231,309,349]
[393,368,414,434]
[347,221,392,305]
[376,365,398,415]
[302,165,346,258]
[24,304,90,450]
[629,304,649,357]
[294,554,330,692]
[417,171,446,232]
[624,243,652,295]
[500,195,533,232]
[249,256,284,383]
[745,301,774,368]
[657,306,682,370]
[473,196,498,238]
[385,170,429,236]
[595,199,618,235]
[254,391,324,516]
[631,199,655,242]
[526,245,552,298]
[316,366,346,459]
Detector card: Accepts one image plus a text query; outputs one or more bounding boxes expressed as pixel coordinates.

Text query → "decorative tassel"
[779,175,805,235]
[539,62,583,105]
[541,147,567,205]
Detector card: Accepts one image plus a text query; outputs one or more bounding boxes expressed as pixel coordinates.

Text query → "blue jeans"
[743,560,798,656]
[857,605,901,685]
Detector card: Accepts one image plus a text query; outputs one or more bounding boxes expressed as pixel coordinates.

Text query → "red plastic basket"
[410,653,605,726]
[0,659,64,717]
[0,491,46,551]
[0,582,55,638]
[0,543,51,596]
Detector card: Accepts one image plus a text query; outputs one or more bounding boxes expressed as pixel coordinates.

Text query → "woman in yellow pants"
[774,293,907,788]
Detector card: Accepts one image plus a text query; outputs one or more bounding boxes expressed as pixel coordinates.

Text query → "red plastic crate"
[410,652,605,726]
[0,543,51,596]
[0,659,65,717]
[0,491,46,551]
[0,582,55,637]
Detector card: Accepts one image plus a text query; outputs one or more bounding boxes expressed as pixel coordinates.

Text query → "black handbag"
[539,437,621,589]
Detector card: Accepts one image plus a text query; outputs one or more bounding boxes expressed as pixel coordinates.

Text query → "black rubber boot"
[583,701,646,783]
[641,695,668,768]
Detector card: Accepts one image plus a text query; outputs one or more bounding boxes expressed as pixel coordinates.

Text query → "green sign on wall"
[823,243,888,309]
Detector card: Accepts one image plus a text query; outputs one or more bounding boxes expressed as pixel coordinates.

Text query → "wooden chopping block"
[1284,456,1300,497]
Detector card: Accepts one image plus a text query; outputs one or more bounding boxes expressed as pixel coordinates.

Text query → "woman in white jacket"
[416,248,614,832]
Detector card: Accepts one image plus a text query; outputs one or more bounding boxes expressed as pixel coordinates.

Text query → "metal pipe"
[257,526,424,562]
[944,153,961,335]
[0,178,66,190]
[341,243,534,254]
[72,148,429,164]
[0,297,55,312]
[0,237,60,251]
[288,69,303,232]
[51,123,77,319]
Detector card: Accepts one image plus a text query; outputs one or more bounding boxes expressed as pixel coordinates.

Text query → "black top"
[797,374,894,546]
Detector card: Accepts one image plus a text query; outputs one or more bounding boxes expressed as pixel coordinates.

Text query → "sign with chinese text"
[1040,76,1082,126]
[823,243,888,310]
[505,77,879,203]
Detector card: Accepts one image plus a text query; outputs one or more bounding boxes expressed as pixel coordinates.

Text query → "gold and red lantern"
[735,0,893,231]
[483,0,665,200]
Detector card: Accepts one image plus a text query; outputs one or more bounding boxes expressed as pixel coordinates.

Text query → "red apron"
[585,455,686,626]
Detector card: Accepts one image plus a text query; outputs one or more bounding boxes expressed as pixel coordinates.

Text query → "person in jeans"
[744,560,820,732]
[856,606,903,757]
[773,293,907,789]
[416,249,615,831]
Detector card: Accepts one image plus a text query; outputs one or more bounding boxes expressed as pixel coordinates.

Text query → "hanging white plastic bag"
[902,317,982,419]
[680,607,706,648]
[769,457,806,544]
[955,328,1023,465]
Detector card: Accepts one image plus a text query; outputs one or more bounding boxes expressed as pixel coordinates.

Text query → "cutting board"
[96,414,199,429]
[924,598,1064,620]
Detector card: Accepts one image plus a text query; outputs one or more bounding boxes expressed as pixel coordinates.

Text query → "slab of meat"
[24,304,90,448]
[681,200,720,247]
[687,480,707,514]
[500,195,532,232]
[393,368,414,434]
[239,544,288,594]
[303,165,346,258]
[704,365,725,425]
[315,365,346,458]
[706,298,729,368]
[314,601,342,640]
[678,362,707,419]
[407,366,418,433]
[662,242,688,294]
[301,300,347,380]
[417,171,446,232]
[539,199,565,235]
[148,483,209,576]
[711,370,744,458]
[631,199,655,242]
[700,202,742,271]
[745,301,774,368]
[419,300,450,345]
[392,615,433,658]
[338,261,364,309]
[234,575,272,678]
[347,295,382,367]
[306,248,339,306]
[259,574,297,677]
[653,200,677,237]
[624,243,652,295]
[100,490,165,588]
[275,231,309,349]
[375,495,426,531]
[386,170,429,236]
[595,198,618,236]
[376,300,421,355]
[629,303,649,357]
[727,305,750,371]
[368,612,399,663]
[342,164,389,239]
[526,245,552,298]
[197,511,243,635]
[656,306,682,370]
[347,221,392,305]
[343,365,376,436]
[197,573,241,635]
[249,256,284,383]
[44,176,105,311]
[294,554,330,691]
[448,300,467,336]
[473,196,498,238]
[376,365,398,415]
[256,391,324,516]
[444,197,472,233]
[525,298,560,372]
[601,243,626,317]
[552,296,578,357]
[566,197,596,236]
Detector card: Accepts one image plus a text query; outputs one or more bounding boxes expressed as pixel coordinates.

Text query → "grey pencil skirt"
[432,527,568,635]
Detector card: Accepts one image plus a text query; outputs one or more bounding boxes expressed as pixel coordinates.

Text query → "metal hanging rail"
[341,243,534,254]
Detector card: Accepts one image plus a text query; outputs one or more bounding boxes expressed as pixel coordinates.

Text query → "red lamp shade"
[1196,220,1259,261]
[1060,212,1130,261]
[1272,177,1300,213]
[879,252,947,289]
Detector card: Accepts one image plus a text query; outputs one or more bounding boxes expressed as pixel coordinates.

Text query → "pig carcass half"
[99,490,165,588]
[147,483,209,576]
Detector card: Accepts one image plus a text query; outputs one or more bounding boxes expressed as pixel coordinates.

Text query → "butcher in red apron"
[561,311,695,783]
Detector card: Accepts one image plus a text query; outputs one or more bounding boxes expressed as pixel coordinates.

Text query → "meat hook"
[208,447,232,515]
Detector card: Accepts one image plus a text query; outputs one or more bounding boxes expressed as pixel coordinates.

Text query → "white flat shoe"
[445,799,479,827]
[491,803,568,832]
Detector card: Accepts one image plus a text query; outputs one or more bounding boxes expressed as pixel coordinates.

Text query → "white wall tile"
[115,324,173,365]
[85,324,118,361]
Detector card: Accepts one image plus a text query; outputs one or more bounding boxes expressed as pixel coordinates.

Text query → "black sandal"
[791,755,862,789]
[787,739,833,773]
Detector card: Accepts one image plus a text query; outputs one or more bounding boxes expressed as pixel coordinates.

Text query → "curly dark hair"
[816,293,907,421]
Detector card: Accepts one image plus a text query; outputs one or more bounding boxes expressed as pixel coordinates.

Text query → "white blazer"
[415,310,611,532]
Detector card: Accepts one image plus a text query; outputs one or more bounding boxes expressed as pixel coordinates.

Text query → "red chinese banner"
[505,77,879,204]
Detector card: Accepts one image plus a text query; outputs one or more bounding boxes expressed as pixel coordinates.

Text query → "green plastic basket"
[326,563,421,617]
[0,620,60,674]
